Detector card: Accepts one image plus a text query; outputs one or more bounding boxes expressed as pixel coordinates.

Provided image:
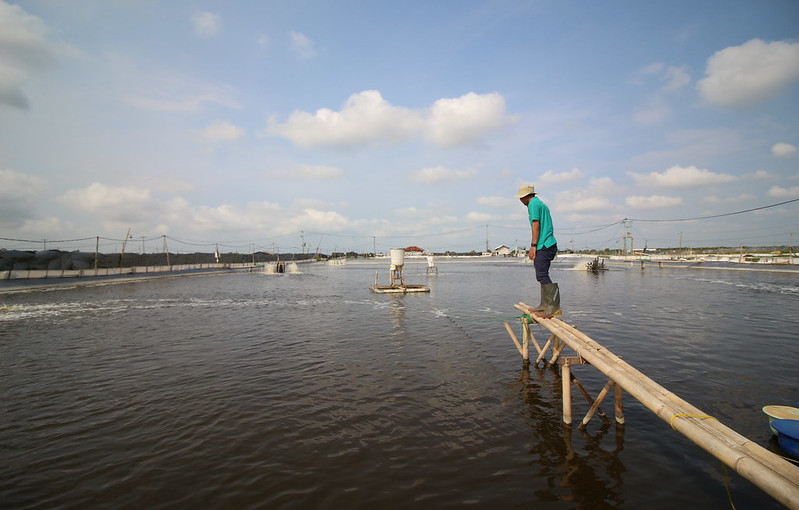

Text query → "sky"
[1,0,798,255]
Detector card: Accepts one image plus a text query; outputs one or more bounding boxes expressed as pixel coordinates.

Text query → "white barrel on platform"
[390,248,405,266]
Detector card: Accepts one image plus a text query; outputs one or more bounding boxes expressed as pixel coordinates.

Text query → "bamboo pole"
[558,355,611,424]
[550,337,568,365]
[527,322,543,354]
[514,302,799,510]
[503,322,523,356]
[562,359,572,424]
[521,318,529,361]
[570,372,609,423]
[580,380,614,429]
[535,335,553,365]
[614,383,625,425]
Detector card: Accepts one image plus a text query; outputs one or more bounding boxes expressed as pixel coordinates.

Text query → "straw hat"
[514,184,536,198]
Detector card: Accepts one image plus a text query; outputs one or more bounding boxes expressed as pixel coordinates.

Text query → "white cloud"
[426,92,518,147]
[0,169,46,201]
[114,55,241,113]
[661,66,691,92]
[0,0,56,109]
[625,195,683,209]
[394,206,421,217]
[702,193,755,205]
[551,177,623,214]
[127,82,240,113]
[46,182,482,243]
[746,170,771,180]
[634,98,671,125]
[289,31,317,59]
[558,195,613,213]
[465,212,494,223]
[265,90,517,149]
[54,181,360,241]
[697,39,799,106]
[60,183,160,224]
[0,169,47,223]
[274,208,349,237]
[265,164,344,179]
[772,142,797,158]
[538,167,585,184]
[192,12,221,37]
[633,62,666,81]
[410,166,477,184]
[390,204,458,226]
[477,196,513,208]
[629,165,737,188]
[201,120,245,142]
[631,64,689,125]
[635,63,691,92]
[293,198,347,210]
[587,177,618,191]
[187,201,282,234]
[265,90,423,148]
[555,185,617,213]
[768,185,799,198]
[15,216,73,237]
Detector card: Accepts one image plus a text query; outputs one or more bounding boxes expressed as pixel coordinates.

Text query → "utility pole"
[163,235,170,266]
[120,228,131,268]
[622,219,633,255]
[485,224,489,253]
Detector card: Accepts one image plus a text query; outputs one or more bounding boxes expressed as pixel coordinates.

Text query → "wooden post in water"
[562,359,572,424]
[521,317,529,362]
[614,383,625,425]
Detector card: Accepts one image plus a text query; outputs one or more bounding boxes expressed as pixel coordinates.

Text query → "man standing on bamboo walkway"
[515,184,561,317]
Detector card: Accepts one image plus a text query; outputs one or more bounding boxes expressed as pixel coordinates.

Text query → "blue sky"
[1,0,798,254]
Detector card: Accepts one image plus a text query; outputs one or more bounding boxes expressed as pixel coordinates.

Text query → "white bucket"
[390,248,405,266]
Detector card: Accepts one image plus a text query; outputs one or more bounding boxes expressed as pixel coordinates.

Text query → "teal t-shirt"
[527,196,557,249]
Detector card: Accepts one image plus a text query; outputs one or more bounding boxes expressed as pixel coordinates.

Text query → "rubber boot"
[538,283,561,318]
[529,284,546,312]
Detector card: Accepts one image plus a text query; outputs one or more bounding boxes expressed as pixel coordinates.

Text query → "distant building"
[404,245,425,254]
[492,245,511,257]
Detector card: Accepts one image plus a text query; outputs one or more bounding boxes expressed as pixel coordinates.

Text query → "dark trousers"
[534,244,558,284]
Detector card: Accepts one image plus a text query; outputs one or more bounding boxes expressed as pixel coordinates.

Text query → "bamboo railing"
[506,302,799,510]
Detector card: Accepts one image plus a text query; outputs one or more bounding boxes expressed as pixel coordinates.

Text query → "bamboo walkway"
[505,302,799,510]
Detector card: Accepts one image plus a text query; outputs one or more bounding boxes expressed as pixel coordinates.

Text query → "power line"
[628,197,799,223]
[559,220,626,236]
[0,236,97,243]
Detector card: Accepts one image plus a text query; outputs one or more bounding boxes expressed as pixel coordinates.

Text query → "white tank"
[390,248,405,266]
